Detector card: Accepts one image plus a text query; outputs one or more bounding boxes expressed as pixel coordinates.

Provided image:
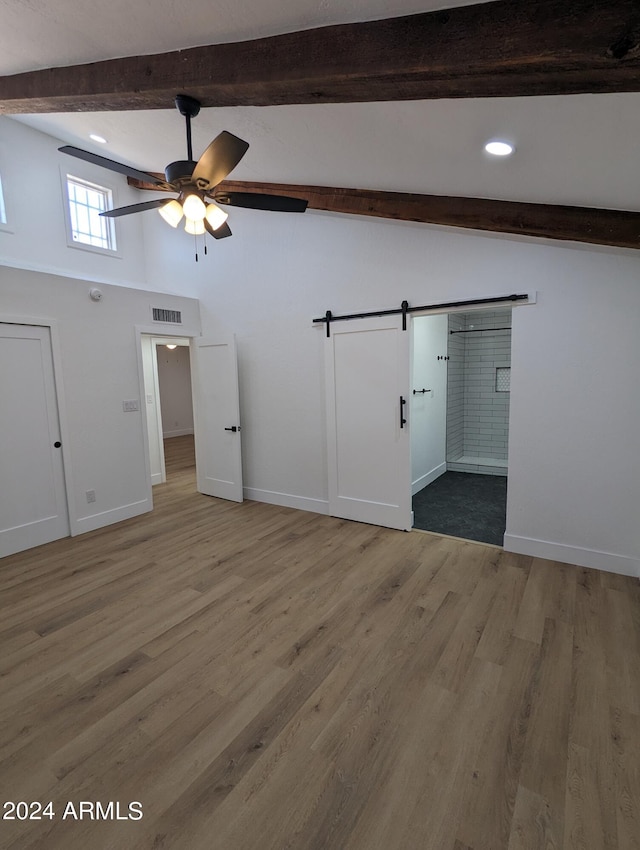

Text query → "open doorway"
[411,308,512,545]
[141,335,195,486]
[140,331,244,504]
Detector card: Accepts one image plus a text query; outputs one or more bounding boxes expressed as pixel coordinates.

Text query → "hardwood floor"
[1,435,638,849]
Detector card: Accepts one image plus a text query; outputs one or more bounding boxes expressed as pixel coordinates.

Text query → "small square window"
[65,175,116,251]
[496,367,511,392]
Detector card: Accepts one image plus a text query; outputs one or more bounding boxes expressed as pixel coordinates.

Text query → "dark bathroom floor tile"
[412,471,507,546]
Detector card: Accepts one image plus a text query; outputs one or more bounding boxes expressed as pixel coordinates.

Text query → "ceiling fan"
[58,94,308,241]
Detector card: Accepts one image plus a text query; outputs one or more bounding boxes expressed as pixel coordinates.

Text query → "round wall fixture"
[89,287,103,301]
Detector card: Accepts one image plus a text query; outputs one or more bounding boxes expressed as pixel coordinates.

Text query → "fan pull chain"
[194,233,209,262]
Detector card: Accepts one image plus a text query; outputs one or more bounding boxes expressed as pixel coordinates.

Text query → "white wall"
[506,271,640,575]
[0,116,157,291]
[156,344,194,437]
[411,314,447,494]
[143,206,640,577]
[0,266,200,535]
[446,312,465,462]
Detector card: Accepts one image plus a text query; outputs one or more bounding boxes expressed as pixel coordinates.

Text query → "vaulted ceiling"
[1,0,640,247]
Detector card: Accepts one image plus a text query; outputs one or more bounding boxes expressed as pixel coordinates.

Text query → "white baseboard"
[73,498,151,535]
[243,487,329,515]
[163,429,194,438]
[503,534,640,578]
[412,462,446,496]
[151,472,163,486]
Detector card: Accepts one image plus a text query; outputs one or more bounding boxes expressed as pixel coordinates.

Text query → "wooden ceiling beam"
[2,0,640,113]
[127,176,640,250]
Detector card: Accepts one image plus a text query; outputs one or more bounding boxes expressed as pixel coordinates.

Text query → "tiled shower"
[446,309,512,476]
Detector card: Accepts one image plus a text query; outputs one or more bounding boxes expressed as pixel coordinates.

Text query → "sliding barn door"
[325,315,412,530]
[0,324,70,557]
[192,335,243,502]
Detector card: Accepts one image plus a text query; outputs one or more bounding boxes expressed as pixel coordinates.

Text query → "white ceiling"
[0,0,494,75]
[3,0,640,211]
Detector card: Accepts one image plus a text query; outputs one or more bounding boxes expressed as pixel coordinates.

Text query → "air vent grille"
[152,307,182,324]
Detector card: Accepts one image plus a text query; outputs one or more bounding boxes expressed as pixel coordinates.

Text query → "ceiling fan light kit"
[58,94,308,253]
[158,193,228,234]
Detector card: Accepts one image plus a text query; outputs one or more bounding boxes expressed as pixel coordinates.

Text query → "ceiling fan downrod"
[164,95,202,184]
[175,93,200,161]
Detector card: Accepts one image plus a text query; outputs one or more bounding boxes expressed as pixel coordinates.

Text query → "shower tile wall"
[446,309,511,476]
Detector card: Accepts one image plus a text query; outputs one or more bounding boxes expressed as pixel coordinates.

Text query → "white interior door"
[0,323,70,557]
[325,315,412,530]
[141,334,166,485]
[192,335,243,502]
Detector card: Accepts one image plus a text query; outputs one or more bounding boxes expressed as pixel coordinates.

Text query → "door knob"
[54,441,62,448]
[224,426,240,432]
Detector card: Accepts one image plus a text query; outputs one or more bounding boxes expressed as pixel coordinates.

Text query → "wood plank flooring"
[0,435,638,850]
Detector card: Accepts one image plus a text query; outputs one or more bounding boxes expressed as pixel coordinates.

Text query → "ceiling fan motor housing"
[164,160,197,186]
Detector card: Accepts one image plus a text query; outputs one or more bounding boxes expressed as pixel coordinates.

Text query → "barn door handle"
[399,396,407,429]
[224,426,240,432]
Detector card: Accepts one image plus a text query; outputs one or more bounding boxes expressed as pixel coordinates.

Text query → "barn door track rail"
[314,293,529,337]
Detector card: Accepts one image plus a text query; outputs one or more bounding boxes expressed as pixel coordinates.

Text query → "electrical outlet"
[86,489,96,503]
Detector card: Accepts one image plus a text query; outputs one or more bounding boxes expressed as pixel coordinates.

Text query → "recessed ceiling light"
[484,140,515,157]
[89,133,108,144]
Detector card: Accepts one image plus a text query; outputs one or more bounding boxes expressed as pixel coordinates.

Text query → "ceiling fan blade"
[214,192,308,213]
[192,132,249,191]
[59,146,169,187]
[101,199,170,218]
[204,220,232,239]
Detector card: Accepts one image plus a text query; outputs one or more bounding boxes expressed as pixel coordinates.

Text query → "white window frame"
[0,162,12,233]
[0,172,7,226]
[60,169,121,257]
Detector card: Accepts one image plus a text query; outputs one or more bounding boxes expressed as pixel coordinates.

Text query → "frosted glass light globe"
[158,199,184,228]
[184,217,205,235]
[205,202,229,231]
[182,193,207,221]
